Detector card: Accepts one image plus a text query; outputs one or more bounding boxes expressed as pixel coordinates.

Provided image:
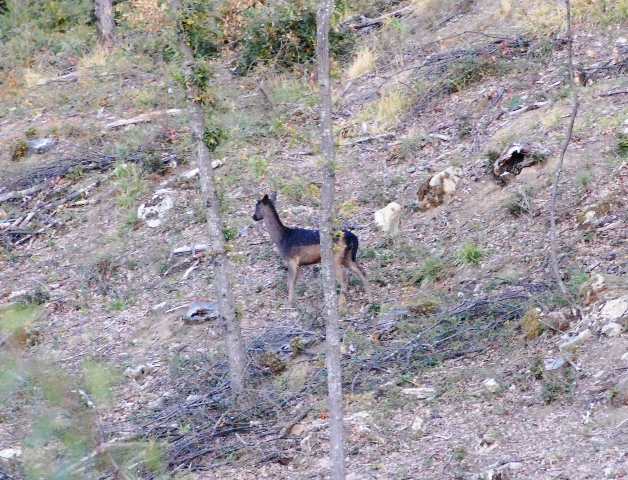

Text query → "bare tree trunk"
[316,1,346,479]
[170,0,247,396]
[549,0,580,316]
[94,0,115,51]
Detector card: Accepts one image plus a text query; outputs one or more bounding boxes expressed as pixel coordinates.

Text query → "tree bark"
[94,0,115,51]
[170,0,247,396]
[316,1,346,479]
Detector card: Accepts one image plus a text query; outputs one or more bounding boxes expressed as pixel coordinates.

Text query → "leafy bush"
[176,0,225,58]
[0,0,94,71]
[233,0,354,74]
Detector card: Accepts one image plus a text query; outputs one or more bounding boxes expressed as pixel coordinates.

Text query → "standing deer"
[252,192,373,305]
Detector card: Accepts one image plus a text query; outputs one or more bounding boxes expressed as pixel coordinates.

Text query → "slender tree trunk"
[94,0,115,51]
[171,0,247,396]
[316,1,346,479]
[549,0,580,315]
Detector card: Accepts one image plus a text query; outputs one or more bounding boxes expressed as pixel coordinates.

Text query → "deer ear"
[262,194,269,203]
[269,191,277,202]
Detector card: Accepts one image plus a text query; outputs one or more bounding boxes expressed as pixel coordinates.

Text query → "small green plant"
[203,122,227,152]
[84,254,120,294]
[222,226,237,242]
[505,189,533,216]
[248,157,269,178]
[10,138,28,161]
[568,270,590,296]
[415,257,446,284]
[140,144,169,175]
[109,299,126,310]
[454,243,487,266]
[408,297,440,315]
[446,55,498,93]
[113,163,143,209]
[541,371,575,404]
[452,445,467,461]
[530,356,544,379]
[24,127,40,138]
[259,350,286,375]
[485,148,501,173]
[616,132,628,157]
[508,95,522,111]
[15,288,51,306]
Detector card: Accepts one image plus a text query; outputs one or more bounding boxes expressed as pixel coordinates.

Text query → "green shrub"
[454,243,487,266]
[176,0,225,58]
[10,137,27,161]
[616,132,628,157]
[233,0,354,74]
[0,0,94,71]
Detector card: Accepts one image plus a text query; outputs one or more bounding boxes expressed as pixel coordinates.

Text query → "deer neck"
[263,205,289,246]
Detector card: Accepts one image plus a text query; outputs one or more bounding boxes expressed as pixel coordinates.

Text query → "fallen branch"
[35,72,79,87]
[42,179,101,211]
[172,244,210,256]
[340,132,395,146]
[0,182,48,203]
[106,109,183,129]
[347,5,417,29]
[600,89,628,97]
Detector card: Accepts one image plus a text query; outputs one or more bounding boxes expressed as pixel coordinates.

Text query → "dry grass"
[347,47,376,79]
[376,85,406,124]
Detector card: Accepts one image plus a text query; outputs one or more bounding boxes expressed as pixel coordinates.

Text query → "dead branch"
[172,244,210,256]
[339,132,395,146]
[0,182,48,202]
[106,109,183,128]
[35,72,79,87]
[548,0,580,315]
[346,5,417,29]
[600,89,628,97]
[42,179,101,211]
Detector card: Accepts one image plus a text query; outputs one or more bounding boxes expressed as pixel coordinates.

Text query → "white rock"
[401,387,436,399]
[621,352,628,362]
[411,416,425,433]
[544,357,565,371]
[417,166,464,210]
[0,448,21,460]
[600,296,628,322]
[345,411,371,423]
[601,322,622,337]
[579,328,592,341]
[483,378,500,392]
[186,394,206,404]
[138,190,174,228]
[559,329,591,351]
[317,457,329,468]
[6,290,28,300]
[374,202,402,233]
[124,364,154,380]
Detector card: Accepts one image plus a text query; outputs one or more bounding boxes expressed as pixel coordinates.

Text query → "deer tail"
[350,232,359,262]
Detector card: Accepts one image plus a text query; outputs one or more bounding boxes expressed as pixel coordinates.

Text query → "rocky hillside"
[1,0,627,478]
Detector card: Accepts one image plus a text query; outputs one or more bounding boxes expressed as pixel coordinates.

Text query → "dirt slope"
[1,1,627,479]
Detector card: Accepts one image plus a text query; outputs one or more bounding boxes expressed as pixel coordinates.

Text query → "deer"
[252,191,373,306]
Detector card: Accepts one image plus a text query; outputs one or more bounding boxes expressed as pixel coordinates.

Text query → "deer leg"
[335,252,347,308]
[346,260,373,303]
[287,260,299,305]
